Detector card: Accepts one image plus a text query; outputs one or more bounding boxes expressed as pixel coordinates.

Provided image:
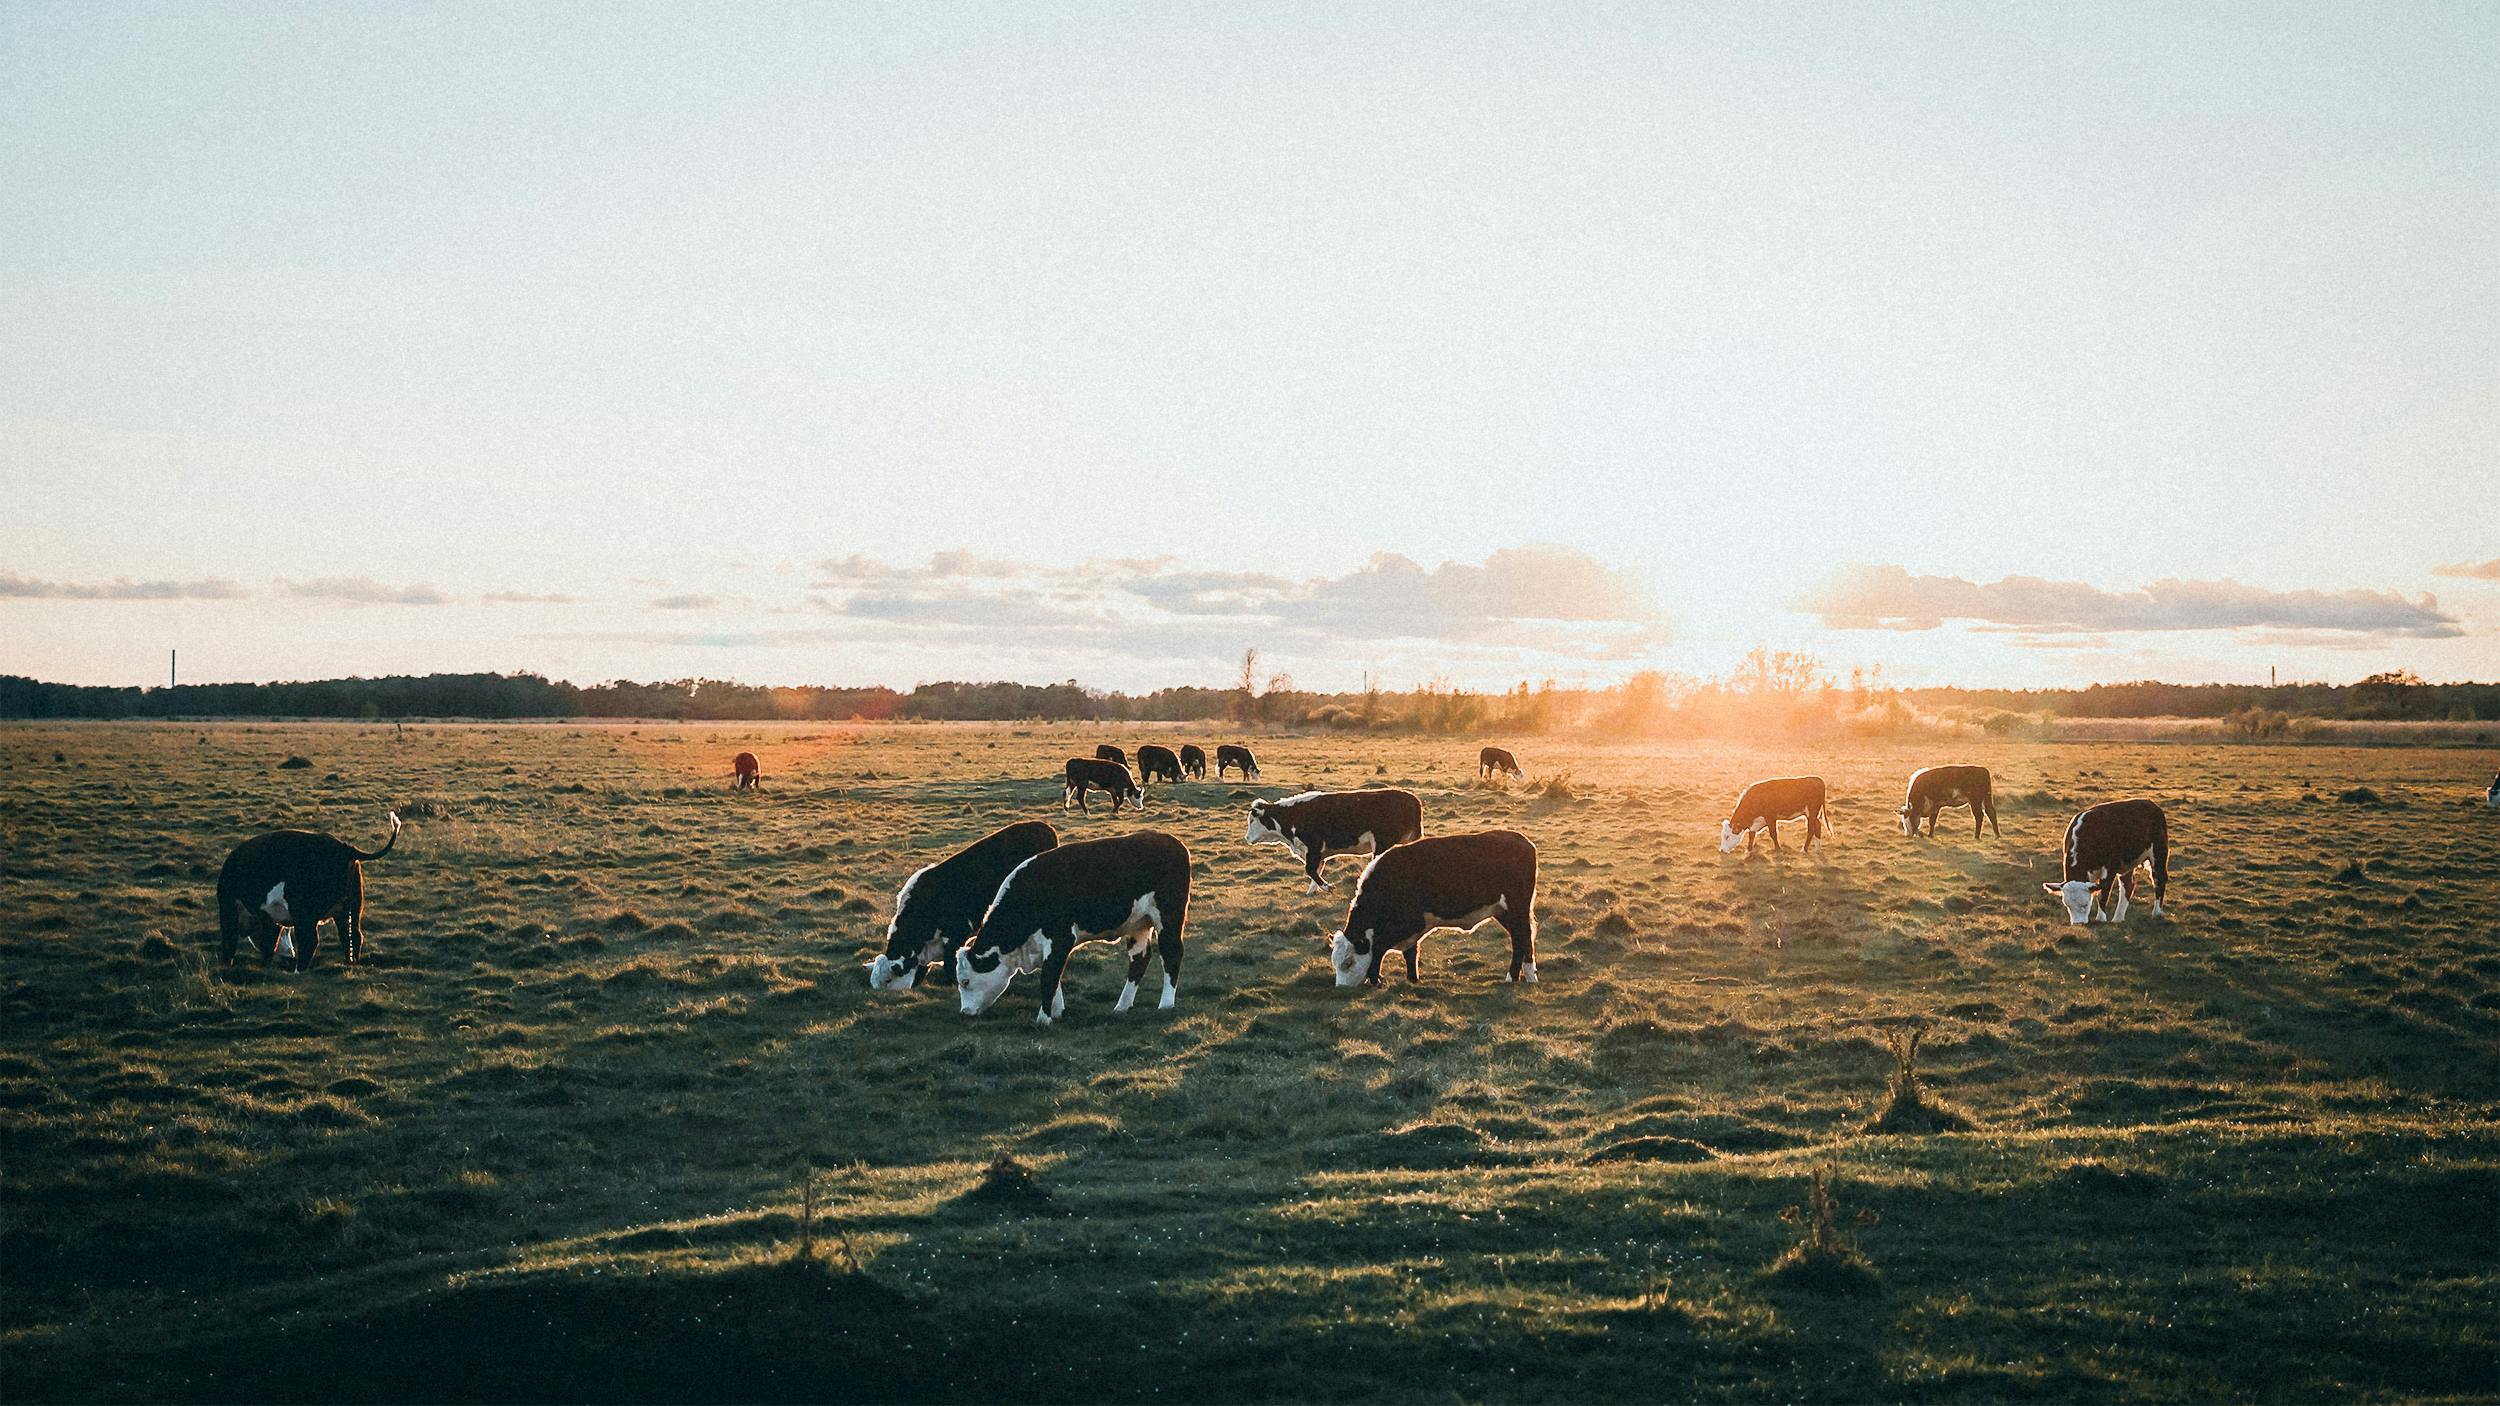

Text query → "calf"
[867,821,1059,991]
[1327,830,1537,987]
[955,830,1190,1025]
[1719,776,1831,856]
[1135,744,1183,785]
[1216,744,1261,780]
[1063,757,1143,813]
[1094,744,1128,768]
[732,752,761,789]
[1246,788,1424,892]
[1478,746,1522,778]
[216,812,401,971]
[1898,765,2000,839]
[1179,744,1208,779]
[2044,799,2168,924]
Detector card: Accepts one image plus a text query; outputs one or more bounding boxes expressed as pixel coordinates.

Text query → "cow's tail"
[351,812,402,862]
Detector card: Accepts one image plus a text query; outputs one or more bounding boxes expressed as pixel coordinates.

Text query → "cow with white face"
[1245,788,1423,893]
[1326,830,1538,988]
[866,820,1057,992]
[2044,799,2169,925]
[1719,776,1831,856]
[955,830,1190,1025]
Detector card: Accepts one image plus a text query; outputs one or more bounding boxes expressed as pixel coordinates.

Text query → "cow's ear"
[2041,882,2061,894]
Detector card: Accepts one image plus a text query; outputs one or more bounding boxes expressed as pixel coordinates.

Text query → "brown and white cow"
[2043,799,2169,924]
[1327,830,1538,987]
[1898,765,1999,839]
[1245,788,1423,892]
[1135,744,1184,785]
[1719,776,1831,856]
[216,812,401,971]
[955,830,1190,1025]
[1478,746,1523,778]
[1063,757,1143,813]
[1094,744,1128,769]
[732,752,761,789]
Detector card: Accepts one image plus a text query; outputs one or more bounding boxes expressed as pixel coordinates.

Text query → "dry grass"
[3,720,2497,1401]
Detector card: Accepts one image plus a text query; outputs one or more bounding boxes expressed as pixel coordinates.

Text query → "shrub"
[1865,1021,1973,1134]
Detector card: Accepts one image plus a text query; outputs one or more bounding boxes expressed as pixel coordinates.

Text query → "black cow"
[2044,799,2168,924]
[216,812,401,971]
[1245,789,1423,893]
[1898,765,1999,838]
[1063,757,1143,813]
[1327,830,1537,987]
[867,821,1059,991]
[1136,744,1183,785]
[1094,744,1128,768]
[1179,744,1208,779]
[1216,744,1261,780]
[1719,776,1831,856]
[1478,746,1522,778]
[955,830,1190,1025]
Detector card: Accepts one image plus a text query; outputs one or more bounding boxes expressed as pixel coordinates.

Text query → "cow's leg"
[219,895,242,966]
[292,915,321,972]
[1768,820,1782,854]
[2149,830,2169,918]
[1401,939,1422,983]
[1115,932,1151,1013]
[1033,941,1074,1026]
[2111,871,2134,923]
[1303,846,1329,893]
[1154,888,1185,1009]
[1503,899,1539,981]
[1984,796,2001,838]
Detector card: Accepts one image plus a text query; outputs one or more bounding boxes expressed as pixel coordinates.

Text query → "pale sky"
[5,2,2495,692]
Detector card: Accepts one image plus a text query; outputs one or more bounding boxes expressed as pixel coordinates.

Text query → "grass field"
[3,721,2496,1403]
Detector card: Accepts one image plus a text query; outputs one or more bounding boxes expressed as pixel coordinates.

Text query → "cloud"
[649,593,722,611]
[0,569,249,601]
[482,590,584,605]
[2433,558,2500,581]
[1796,565,2463,639]
[283,577,455,606]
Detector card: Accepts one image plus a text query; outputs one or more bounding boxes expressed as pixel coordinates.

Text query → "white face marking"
[1246,809,1277,845]
[262,881,292,927]
[2049,880,2096,925]
[1329,931,1366,986]
[954,930,1046,1016]
[866,955,919,991]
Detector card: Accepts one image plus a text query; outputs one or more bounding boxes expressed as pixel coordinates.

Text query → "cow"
[1094,744,1128,768]
[2044,799,2168,925]
[867,821,1059,991]
[2487,772,2498,809]
[1135,744,1184,786]
[1479,746,1523,778]
[216,812,401,971]
[1719,776,1831,856]
[1327,830,1537,987]
[1063,757,1143,813]
[1216,744,1261,780]
[732,752,761,789]
[1245,789,1424,893]
[1179,744,1208,780]
[954,830,1190,1025]
[1898,765,2000,839]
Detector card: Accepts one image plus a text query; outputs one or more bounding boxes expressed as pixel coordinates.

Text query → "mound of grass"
[1865,1021,1974,1134]
[1592,907,1636,938]
[2338,786,2385,806]
[960,1150,1050,1209]
[1584,1134,1716,1164]
[1765,1167,1881,1294]
[278,755,313,769]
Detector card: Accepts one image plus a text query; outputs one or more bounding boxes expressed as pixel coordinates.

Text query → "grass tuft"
[1765,1166,1881,1293]
[1865,1020,1974,1134]
[961,1150,1050,1209]
[278,755,313,769]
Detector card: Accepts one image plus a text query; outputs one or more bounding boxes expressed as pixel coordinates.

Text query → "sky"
[4,1,2495,694]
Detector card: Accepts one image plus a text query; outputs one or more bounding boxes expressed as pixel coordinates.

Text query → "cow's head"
[2042,880,2097,925]
[1327,927,1372,986]
[1717,818,1753,854]
[868,868,940,991]
[1245,800,1282,846]
[1896,805,1915,837]
[955,930,1048,1015]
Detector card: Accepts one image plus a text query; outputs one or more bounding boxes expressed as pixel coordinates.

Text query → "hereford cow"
[732,752,761,789]
[1478,746,1522,778]
[217,812,401,971]
[1245,788,1424,892]
[1327,830,1537,987]
[1179,744,1208,780]
[1135,744,1184,785]
[1063,757,1143,813]
[867,820,1059,991]
[1094,744,1128,768]
[1898,765,2000,839]
[1719,776,1831,856]
[1216,744,1261,780]
[2044,799,2168,924]
[955,830,1190,1025]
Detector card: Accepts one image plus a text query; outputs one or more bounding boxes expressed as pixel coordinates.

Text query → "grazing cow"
[1216,744,1261,780]
[1094,744,1128,768]
[1246,789,1424,892]
[1179,744,1208,780]
[2044,799,2169,925]
[1898,765,2000,839]
[216,812,401,971]
[955,830,1190,1025]
[732,752,761,789]
[1719,776,1831,856]
[2487,772,2498,809]
[867,821,1059,991]
[1478,746,1523,778]
[1328,830,1538,987]
[1063,757,1144,813]
[1136,744,1184,785]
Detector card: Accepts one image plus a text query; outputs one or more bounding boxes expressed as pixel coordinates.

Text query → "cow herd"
[209,740,2484,1023]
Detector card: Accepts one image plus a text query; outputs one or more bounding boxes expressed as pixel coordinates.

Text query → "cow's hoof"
[1034,1009,1054,1027]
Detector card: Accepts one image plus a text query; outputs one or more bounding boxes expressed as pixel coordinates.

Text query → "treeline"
[2,666,2493,725]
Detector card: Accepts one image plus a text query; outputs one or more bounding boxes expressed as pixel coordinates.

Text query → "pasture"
[3,722,2495,1402]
